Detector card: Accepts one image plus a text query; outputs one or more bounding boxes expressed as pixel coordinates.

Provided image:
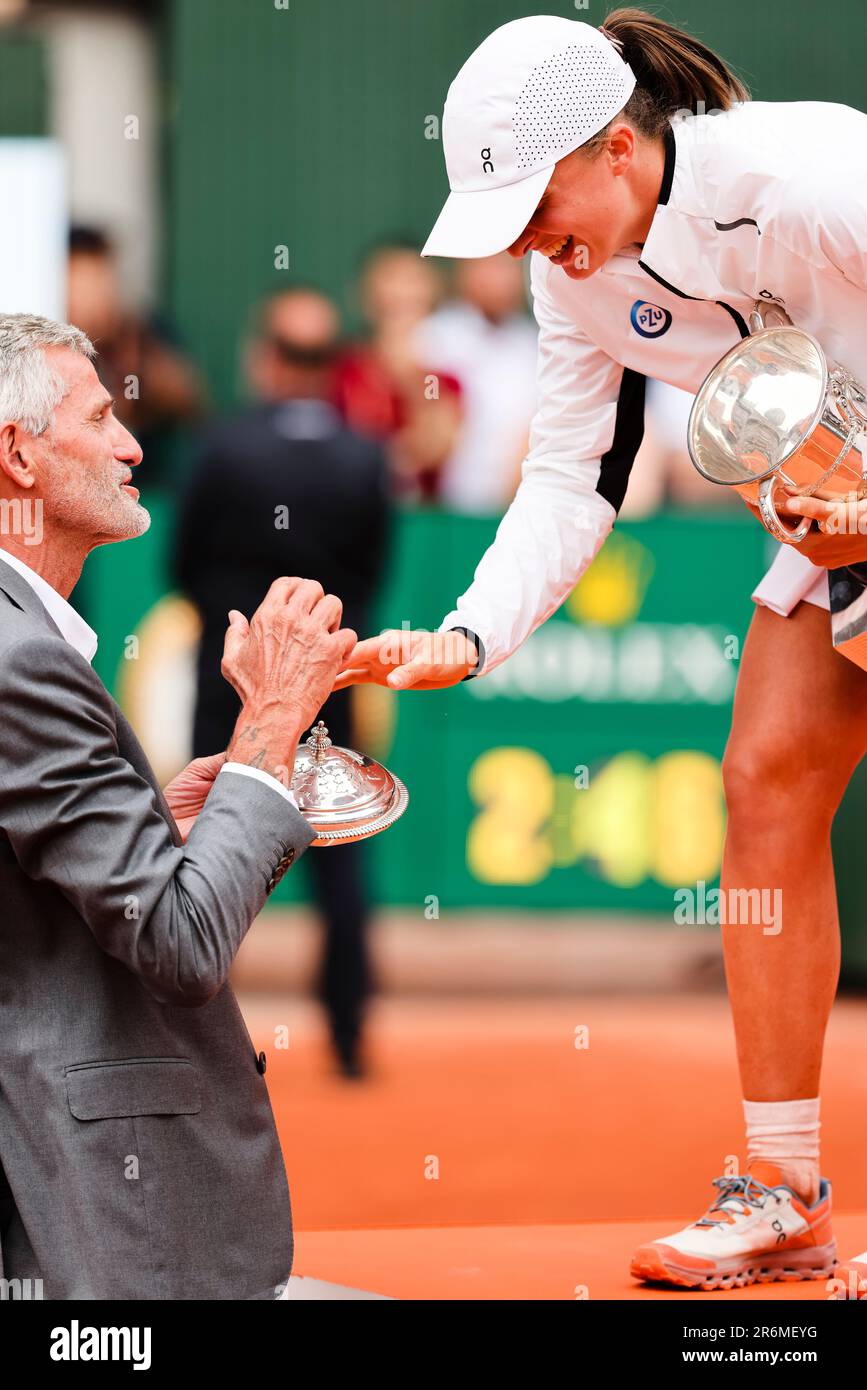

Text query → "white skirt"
[752,544,830,616]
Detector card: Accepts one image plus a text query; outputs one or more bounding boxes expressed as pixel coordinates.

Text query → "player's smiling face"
[506,122,641,280]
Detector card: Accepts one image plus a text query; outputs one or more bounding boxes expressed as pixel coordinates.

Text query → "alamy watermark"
[0,497,42,546]
[674,880,782,936]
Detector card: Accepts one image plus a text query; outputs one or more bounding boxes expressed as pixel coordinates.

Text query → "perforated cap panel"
[514,45,631,170]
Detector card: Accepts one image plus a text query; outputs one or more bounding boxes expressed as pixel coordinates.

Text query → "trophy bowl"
[687,301,867,544]
[291,720,409,846]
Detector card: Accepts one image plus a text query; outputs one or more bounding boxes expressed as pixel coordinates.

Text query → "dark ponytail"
[583,6,750,152]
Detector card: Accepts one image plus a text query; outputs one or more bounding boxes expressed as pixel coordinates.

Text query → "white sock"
[743,1097,821,1206]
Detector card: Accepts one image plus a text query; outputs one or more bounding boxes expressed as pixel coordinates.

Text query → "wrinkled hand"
[332,627,479,691]
[221,578,357,732]
[220,579,357,784]
[163,752,226,842]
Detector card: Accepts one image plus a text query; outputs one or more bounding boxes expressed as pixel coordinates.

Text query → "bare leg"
[721,600,867,1100]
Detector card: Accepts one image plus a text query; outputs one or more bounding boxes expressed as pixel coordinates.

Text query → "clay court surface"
[240,991,867,1300]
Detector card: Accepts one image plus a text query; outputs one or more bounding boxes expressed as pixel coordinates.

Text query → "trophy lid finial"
[291,720,409,844]
[306,720,333,763]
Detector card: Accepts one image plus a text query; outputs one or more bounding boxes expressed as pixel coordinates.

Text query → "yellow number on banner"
[467,746,725,889]
[652,750,724,885]
[467,748,554,884]
[570,752,653,887]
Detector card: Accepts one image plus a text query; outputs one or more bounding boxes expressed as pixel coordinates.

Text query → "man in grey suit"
[0,313,357,1300]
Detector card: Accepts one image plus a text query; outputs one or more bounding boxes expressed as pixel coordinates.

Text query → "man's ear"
[0,421,38,490]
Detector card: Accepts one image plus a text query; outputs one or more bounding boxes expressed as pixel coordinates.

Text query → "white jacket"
[439,99,867,675]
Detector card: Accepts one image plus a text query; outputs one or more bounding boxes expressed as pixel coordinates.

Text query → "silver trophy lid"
[291,721,409,846]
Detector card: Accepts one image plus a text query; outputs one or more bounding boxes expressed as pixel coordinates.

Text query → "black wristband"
[447,626,485,681]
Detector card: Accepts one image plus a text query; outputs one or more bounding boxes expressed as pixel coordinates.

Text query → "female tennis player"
[334,9,867,1292]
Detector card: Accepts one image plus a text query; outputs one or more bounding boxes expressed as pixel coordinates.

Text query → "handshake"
[221,574,482,784]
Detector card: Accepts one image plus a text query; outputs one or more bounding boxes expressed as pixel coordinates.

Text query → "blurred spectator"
[174,286,392,1077]
[67,226,206,483]
[415,253,540,514]
[333,241,462,502]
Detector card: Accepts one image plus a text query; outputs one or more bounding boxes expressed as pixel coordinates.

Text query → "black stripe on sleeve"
[637,259,750,339]
[596,367,647,514]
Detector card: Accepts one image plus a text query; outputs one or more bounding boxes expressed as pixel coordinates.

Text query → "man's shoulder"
[0,600,106,697]
[194,404,276,453]
[198,402,384,462]
[0,590,57,652]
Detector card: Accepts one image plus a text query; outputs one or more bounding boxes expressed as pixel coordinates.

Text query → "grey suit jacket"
[0,561,316,1299]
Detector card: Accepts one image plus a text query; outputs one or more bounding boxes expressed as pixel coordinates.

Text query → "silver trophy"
[290,720,409,846]
[687,299,867,669]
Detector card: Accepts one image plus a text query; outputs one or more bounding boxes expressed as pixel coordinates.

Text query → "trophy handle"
[749,299,795,334]
[758,476,811,544]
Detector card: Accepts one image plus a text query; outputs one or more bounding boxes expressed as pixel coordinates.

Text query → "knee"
[721,739,771,816]
[721,734,842,835]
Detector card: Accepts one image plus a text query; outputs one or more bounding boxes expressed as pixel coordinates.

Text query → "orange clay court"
[240,991,867,1301]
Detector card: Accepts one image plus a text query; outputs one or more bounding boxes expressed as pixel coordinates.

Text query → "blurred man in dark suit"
[175,288,392,1076]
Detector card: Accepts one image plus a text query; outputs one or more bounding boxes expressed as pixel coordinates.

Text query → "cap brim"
[421,164,554,259]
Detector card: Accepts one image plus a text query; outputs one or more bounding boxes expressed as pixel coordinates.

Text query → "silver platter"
[291,720,409,846]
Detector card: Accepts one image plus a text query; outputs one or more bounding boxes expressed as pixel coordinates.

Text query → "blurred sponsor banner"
[78,499,867,971]
[364,511,760,915]
[0,138,66,317]
[82,502,765,914]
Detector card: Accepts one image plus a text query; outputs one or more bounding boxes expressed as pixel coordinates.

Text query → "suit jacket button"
[257,1051,267,1074]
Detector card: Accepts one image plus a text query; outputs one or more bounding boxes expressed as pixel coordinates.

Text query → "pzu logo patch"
[630,301,672,338]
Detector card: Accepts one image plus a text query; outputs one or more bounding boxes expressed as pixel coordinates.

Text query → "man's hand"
[223,577,357,781]
[163,752,226,842]
[333,628,479,691]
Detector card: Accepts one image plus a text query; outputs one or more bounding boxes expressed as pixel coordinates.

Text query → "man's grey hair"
[0,313,95,437]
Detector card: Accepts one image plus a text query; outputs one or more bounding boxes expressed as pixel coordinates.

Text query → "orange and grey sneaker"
[829,1251,867,1300]
[630,1161,837,1291]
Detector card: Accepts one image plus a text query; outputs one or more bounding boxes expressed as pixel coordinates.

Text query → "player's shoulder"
[686,101,867,183]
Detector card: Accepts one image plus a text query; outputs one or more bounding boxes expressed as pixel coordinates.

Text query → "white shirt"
[415,303,540,513]
[438,100,867,675]
[0,547,99,662]
[0,549,300,814]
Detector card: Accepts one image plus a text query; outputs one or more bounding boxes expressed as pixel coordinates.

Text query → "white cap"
[421,16,637,259]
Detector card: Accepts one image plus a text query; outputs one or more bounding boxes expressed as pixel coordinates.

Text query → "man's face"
[507,124,638,280]
[67,252,122,345]
[248,292,339,402]
[32,347,148,545]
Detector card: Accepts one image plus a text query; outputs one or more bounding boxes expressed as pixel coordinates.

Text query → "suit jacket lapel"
[0,561,183,848]
[0,561,68,642]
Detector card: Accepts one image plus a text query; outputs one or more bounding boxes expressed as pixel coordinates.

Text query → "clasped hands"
[163,577,357,839]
